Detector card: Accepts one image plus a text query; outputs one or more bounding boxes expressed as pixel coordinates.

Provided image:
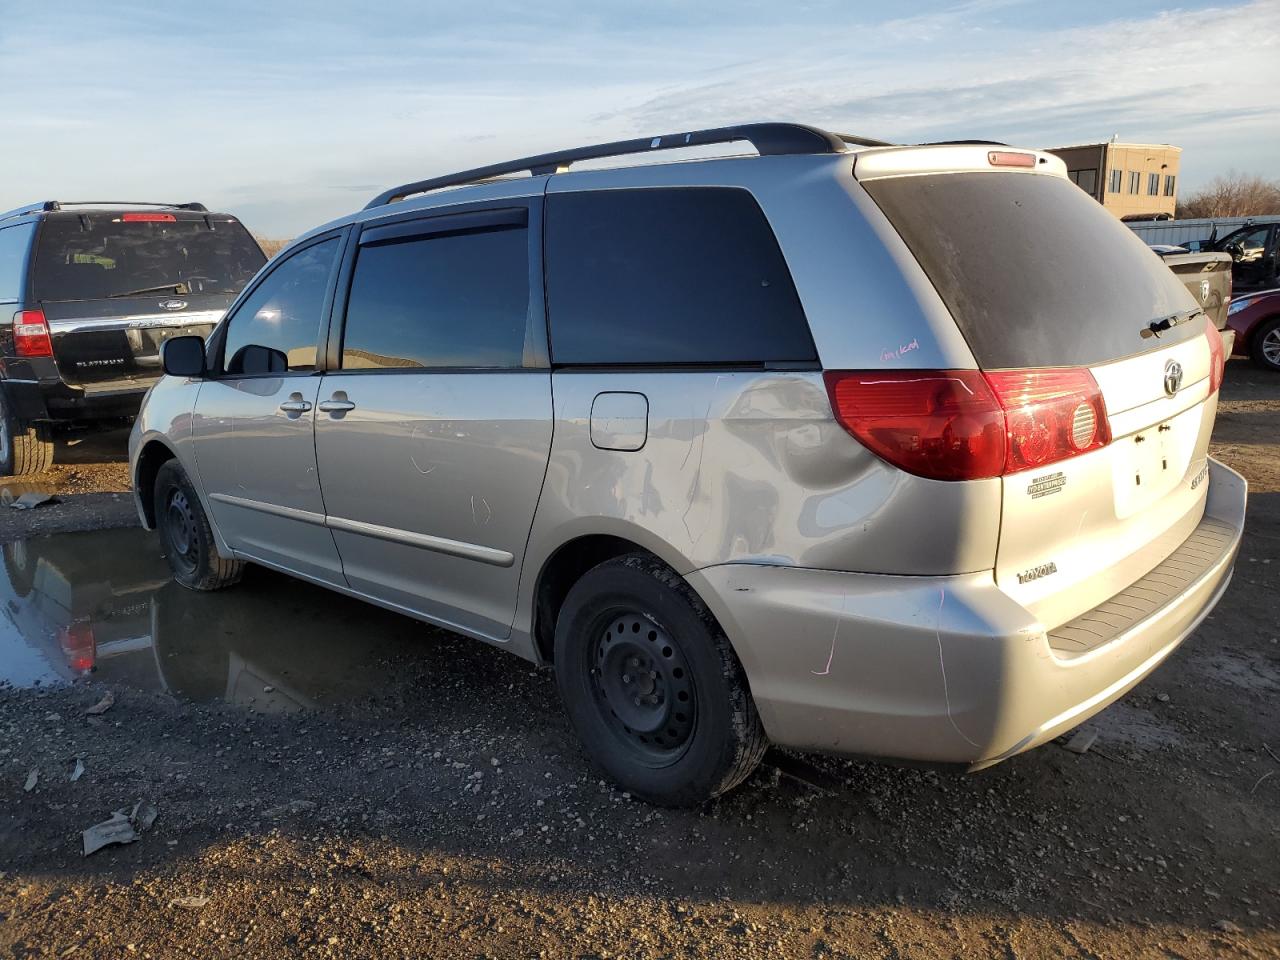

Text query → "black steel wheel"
[161,486,201,579]
[590,610,698,765]
[554,553,767,806]
[153,459,244,591]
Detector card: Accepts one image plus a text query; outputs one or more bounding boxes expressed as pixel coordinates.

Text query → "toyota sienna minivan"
[130,123,1247,806]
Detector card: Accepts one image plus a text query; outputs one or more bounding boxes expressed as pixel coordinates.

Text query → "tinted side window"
[0,224,34,304]
[545,188,816,365]
[221,238,338,374]
[341,226,529,369]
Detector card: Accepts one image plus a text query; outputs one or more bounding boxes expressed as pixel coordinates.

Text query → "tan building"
[1045,141,1181,219]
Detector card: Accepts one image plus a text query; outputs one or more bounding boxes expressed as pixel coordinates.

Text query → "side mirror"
[227,343,288,375]
[161,335,206,378]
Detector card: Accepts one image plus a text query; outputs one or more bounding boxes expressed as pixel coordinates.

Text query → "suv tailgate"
[32,212,264,388]
[40,298,230,388]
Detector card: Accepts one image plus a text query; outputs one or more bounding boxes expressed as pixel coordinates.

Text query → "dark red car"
[1227,288,1280,372]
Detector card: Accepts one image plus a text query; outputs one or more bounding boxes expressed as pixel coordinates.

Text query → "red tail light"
[12,309,53,358]
[825,367,1111,481]
[1205,318,1225,394]
[121,212,176,222]
[59,623,96,674]
[984,368,1110,471]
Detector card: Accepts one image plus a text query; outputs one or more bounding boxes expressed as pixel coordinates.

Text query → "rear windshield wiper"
[108,282,190,298]
[1143,308,1202,339]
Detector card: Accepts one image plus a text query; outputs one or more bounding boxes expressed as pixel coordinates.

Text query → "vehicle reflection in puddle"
[0,528,437,711]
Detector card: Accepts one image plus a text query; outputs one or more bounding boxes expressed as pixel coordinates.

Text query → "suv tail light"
[59,622,96,674]
[1205,318,1225,394]
[12,309,53,358]
[824,367,1111,481]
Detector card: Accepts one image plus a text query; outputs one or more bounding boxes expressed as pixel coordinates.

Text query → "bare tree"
[1177,172,1280,219]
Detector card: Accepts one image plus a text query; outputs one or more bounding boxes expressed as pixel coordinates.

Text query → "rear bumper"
[1,378,151,422]
[688,458,1247,767]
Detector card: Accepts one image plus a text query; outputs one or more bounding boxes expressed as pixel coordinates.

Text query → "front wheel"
[0,393,53,476]
[554,554,767,806]
[154,460,244,591]
[1250,316,1280,372]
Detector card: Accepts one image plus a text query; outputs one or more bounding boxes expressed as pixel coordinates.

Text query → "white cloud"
[1,0,1276,235]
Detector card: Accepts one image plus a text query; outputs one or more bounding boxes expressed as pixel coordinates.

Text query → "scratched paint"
[934,587,982,749]
[811,592,848,676]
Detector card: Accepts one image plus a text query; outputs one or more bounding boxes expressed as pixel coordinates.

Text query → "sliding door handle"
[318,398,356,413]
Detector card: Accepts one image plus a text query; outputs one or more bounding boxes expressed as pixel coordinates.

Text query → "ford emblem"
[158,299,187,311]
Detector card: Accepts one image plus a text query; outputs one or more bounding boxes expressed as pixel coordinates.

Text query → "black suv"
[0,201,266,474]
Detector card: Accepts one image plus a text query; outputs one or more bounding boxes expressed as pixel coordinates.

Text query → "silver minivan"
[130,123,1247,806]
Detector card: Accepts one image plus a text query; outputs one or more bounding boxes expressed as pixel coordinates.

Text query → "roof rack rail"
[43,201,209,212]
[366,122,892,208]
[0,201,53,223]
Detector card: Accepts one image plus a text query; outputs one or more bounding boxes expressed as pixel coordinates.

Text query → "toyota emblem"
[1163,359,1184,397]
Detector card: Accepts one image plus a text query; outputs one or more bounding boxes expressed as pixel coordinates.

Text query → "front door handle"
[278,397,313,415]
[318,398,356,413]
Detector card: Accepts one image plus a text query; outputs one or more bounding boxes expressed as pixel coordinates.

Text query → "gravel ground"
[1,363,1278,959]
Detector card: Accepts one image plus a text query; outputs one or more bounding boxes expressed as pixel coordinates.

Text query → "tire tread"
[557,553,768,806]
[8,424,53,476]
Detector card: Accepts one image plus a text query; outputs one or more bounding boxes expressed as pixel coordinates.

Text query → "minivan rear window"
[34,215,266,302]
[863,172,1201,368]
[545,187,817,366]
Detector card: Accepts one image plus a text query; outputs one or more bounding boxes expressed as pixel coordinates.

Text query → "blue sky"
[2,0,1277,237]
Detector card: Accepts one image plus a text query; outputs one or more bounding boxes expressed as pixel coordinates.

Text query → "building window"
[1128,171,1140,194]
[1164,174,1176,197]
[1148,173,1160,196]
[1109,168,1122,193]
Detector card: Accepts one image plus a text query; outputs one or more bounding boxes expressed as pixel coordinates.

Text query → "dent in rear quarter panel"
[514,370,1003,642]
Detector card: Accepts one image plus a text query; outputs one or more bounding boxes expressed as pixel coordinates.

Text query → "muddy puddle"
[0,527,437,710]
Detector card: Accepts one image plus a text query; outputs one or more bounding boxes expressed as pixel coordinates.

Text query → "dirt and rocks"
[1,363,1278,958]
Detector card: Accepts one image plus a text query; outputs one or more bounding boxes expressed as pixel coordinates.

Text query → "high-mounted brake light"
[988,151,1036,168]
[825,367,1111,481]
[121,212,176,222]
[12,309,53,358]
[1205,318,1225,394]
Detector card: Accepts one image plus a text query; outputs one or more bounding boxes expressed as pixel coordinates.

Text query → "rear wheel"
[154,460,244,591]
[554,554,767,806]
[1250,317,1280,372]
[0,394,54,476]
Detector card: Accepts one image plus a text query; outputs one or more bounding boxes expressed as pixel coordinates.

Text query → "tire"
[153,460,244,591]
[2,541,36,597]
[553,553,767,807]
[0,393,53,477]
[1249,316,1280,372]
